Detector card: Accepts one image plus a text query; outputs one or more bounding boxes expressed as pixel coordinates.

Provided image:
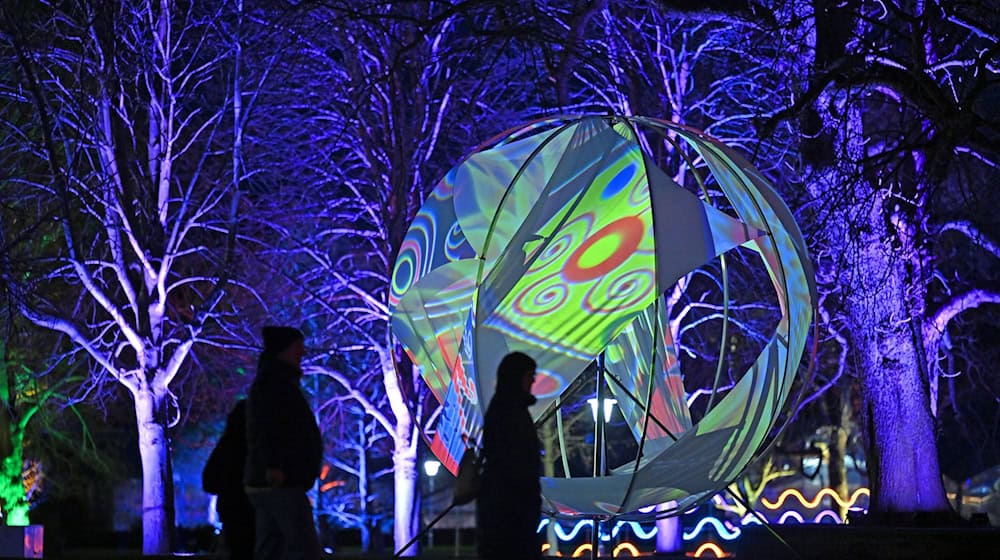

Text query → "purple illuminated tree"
[538,0,1000,516]
[776,0,1000,515]
[0,0,271,551]
[236,2,552,551]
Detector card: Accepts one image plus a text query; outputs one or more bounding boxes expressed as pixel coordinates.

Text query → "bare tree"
[313,403,393,551]
[548,0,1000,518]
[0,0,269,551]
[769,0,1000,515]
[235,1,553,551]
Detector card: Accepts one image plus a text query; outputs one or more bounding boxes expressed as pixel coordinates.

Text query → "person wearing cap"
[244,326,322,560]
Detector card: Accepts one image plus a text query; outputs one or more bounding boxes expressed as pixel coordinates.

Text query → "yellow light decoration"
[612,542,641,556]
[692,542,728,558]
[760,487,869,510]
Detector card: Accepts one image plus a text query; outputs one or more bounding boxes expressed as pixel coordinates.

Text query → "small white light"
[587,398,617,423]
[424,459,441,477]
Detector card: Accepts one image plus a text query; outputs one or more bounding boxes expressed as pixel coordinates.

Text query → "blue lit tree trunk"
[133,384,172,552]
[382,349,420,554]
[804,81,952,514]
[808,153,949,512]
[838,173,949,512]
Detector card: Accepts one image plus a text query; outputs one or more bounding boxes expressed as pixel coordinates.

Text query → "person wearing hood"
[477,351,542,559]
[244,326,322,560]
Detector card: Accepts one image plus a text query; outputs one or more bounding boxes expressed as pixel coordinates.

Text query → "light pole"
[587,393,618,556]
[588,355,618,559]
[424,460,441,549]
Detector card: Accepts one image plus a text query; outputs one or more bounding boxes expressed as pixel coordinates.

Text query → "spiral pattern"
[513,273,569,317]
[582,268,655,314]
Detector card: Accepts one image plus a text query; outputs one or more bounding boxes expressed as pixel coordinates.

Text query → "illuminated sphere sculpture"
[389,115,816,517]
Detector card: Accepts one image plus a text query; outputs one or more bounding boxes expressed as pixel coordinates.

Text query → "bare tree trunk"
[851,284,949,514]
[0,430,28,526]
[134,384,172,554]
[828,394,850,520]
[381,352,418,554]
[812,151,949,516]
[392,446,418,556]
[808,164,950,515]
[0,342,30,526]
[359,419,372,552]
[801,0,951,514]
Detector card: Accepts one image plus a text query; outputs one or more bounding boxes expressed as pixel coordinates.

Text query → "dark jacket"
[477,385,541,559]
[244,356,322,490]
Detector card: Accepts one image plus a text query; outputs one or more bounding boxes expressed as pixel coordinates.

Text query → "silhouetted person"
[477,351,542,559]
[244,326,322,560]
[203,399,254,559]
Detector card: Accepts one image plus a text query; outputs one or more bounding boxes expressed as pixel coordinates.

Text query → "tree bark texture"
[134,385,172,554]
[803,0,952,514]
[810,154,949,514]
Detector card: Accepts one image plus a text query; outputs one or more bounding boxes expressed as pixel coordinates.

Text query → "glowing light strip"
[543,508,848,544]
[615,521,657,540]
[537,487,869,551]
[613,543,641,557]
[683,517,741,541]
[813,510,842,523]
[776,511,805,523]
[553,520,593,540]
[739,509,843,525]
[539,519,658,542]
[693,542,727,558]
[761,487,869,510]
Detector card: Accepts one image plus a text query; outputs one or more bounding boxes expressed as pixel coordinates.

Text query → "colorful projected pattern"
[389,115,816,516]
